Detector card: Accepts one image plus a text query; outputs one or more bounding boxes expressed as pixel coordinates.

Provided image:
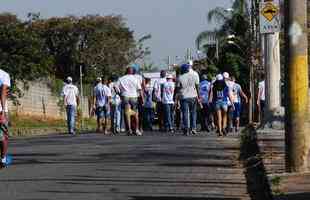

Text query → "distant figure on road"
[109,75,122,134]
[257,74,266,124]
[178,63,200,136]
[162,74,175,133]
[117,67,144,136]
[0,69,10,168]
[143,77,154,131]
[61,77,79,135]
[93,77,112,134]
[223,72,234,133]
[199,74,211,132]
[153,70,166,131]
[231,76,248,132]
[209,74,234,137]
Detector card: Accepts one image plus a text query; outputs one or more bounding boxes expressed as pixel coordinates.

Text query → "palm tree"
[195,0,253,85]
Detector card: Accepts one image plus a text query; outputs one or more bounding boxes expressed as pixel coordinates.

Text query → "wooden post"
[285,0,309,172]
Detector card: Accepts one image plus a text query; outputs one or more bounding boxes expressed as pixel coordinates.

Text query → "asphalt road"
[0,131,250,200]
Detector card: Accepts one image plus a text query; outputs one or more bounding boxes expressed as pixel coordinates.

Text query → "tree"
[196,0,251,90]
[0,13,54,102]
[32,15,151,82]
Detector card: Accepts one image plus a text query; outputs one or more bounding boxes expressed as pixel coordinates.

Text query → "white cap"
[96,77,102,81]
[223,72,230,79]
[67,76,73,82]
[216,74,224,81]
[166,74,174,79]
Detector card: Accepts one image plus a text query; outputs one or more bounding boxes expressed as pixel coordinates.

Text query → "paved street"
[0,132,250,200]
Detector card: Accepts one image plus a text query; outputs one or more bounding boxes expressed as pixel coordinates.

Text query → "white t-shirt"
[94,83,111,107]
[109,82,121,106]
[179,70,200,99]
[0,69,11,87]
[162,81,175,104]
[62,83,79,106]
[225,80,235,105]
[258,80,265,101]
[0,69,11,112]
[117,74,141,98]
[153,78,166,102]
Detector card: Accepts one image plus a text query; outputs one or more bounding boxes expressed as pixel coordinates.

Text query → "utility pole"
[264,32,281,120]
[285,0,309,172]
[167,56,171,71]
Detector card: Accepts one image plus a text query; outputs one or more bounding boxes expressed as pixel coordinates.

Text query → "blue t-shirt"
[144,84,153,108]
[94,83,111,107]
[199,80,210,104]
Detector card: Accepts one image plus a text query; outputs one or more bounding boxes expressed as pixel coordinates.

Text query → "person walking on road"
[231,76,248,132]
[117,67,144,136]
[209,74,234,137]
[178,64,200,136]
[143,77,154,131]
[199,74,211,132]
[223,72,234,133]
[0,69,10,168]
[162,74,175,133]
[257,74,265,124]
[93,77,112,134]
[109,75,122,134]
[153,70,166,131]
[62,77,79,135]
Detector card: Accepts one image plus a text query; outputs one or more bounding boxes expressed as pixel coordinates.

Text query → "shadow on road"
[239,126,274,200]
[274,192,310,200]
[130,197,240,200]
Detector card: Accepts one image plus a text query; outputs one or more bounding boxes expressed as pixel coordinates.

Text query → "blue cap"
[131,63,140,73]
[181,63,190,72]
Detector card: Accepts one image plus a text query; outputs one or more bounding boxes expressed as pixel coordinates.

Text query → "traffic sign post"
[259,0,283,130]
[259,0,281,34]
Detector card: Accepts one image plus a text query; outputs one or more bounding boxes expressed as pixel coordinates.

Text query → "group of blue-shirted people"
[61,62,249,137]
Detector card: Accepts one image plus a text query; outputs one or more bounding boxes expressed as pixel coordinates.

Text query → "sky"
[0,0,232,67]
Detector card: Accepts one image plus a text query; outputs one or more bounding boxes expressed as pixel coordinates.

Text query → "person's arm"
[0,84,8,117]
[239,86,248,104]
[139,89,144,104]
[228,88,235,110]
[76,87,80,106]
[257,85,261,107]
[208,86,213,104]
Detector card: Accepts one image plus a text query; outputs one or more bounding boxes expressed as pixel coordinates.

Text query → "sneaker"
[136,130,143,136]
[191,129,197,135]
[127,130,133,136]
[183,129,189,136]
[222,129,227,136]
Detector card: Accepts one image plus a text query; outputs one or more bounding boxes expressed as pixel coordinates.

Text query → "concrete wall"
[9,80,90,119]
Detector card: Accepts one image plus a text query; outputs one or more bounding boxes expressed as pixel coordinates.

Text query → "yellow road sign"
[261,2,279,22]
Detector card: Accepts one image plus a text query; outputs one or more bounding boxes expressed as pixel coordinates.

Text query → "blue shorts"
[233,102,241,118]
[215,100,228,112]
[96,106,109,119]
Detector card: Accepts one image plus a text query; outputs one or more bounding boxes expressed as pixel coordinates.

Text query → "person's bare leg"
[236,117,240,131]
[96,117,101,132]
[222,109,227,135]
[125,106,132,134]
[216,110,222,136]
[134,112,142,135]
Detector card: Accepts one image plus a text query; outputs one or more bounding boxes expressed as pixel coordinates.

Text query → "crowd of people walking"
[62,61,251,137]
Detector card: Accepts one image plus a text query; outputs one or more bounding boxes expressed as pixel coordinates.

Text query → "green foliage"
[0,12,151,99]
[196,0,252,90]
